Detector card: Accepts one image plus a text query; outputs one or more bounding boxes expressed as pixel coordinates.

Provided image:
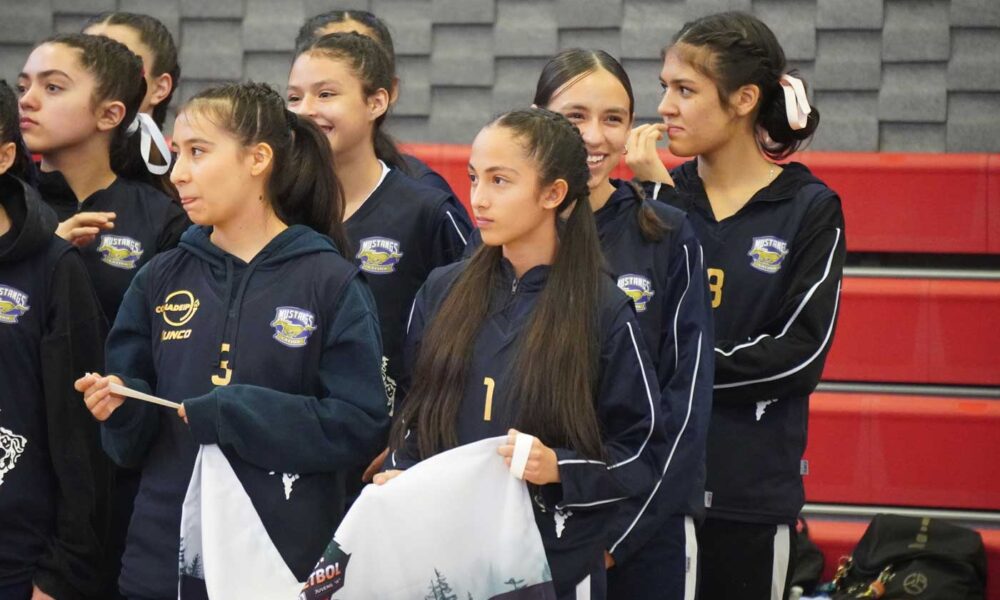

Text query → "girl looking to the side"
[17,34,188,323]
[0,80,110,600]
[378,108,667,600]
[295,8,456,195]
[76,82,390,600]
[287,32,471,423]
[648,12,846,600]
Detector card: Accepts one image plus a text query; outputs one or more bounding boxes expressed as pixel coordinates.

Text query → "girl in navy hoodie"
[76,82,389,600]
[0,80,110,600]
[378,108,667,600]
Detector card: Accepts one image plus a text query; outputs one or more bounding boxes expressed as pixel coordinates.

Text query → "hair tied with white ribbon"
[126,112,172,175]
[779,74,812,131]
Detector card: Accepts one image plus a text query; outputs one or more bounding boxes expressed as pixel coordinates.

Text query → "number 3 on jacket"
[707,268,725,308]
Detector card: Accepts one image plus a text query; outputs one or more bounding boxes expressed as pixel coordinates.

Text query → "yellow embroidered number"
[211,343,233,386]
[707,268,725,308]
[483,377,496,421]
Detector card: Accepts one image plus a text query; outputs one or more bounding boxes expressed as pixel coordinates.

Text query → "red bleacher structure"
[402,144,1000,596]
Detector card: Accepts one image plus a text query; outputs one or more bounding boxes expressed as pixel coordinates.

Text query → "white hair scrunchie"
[126,112,172,175]
[779,74,812,131]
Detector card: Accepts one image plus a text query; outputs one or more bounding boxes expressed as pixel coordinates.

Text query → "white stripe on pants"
[684,516,698,600]
[771,524,791,600]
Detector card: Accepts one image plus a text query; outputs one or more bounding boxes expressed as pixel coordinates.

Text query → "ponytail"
[279,111,351,254]
[671,11,820,160]
[182,82,349,254]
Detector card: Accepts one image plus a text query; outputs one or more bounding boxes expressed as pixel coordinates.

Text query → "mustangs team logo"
[270,306,317,348]
[355,237,403,274]
[97,235,144,269]
[748,236,789,274]
[617,274,655,313]
[0,286,30,324]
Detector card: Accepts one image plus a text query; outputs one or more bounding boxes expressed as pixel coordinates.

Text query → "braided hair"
[392,107,607,461]
[672,11,820,159]
[182,82,349,253]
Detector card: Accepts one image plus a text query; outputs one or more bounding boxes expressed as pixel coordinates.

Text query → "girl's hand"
[372,470,403,485]
[625,124,674,186]
[604,551,615,569]
[56,212,116,247]
[178,404,188,424]
[31,585,55,600]
[497,429,561,485]
[362,448,389,482]
[76,373,125,421]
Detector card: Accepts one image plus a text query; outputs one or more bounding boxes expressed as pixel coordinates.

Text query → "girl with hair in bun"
[77,81,389,600]
[632,12,846,599]
[378,108,667,600]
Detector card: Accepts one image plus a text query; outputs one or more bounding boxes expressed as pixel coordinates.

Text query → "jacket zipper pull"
[511,277,519,295]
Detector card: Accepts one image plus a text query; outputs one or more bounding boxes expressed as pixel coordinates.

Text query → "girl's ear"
[248,141,275,177]
[149,72,174,109]
[367,87,390,122]
[730,83,761,118]
[540,178,568,210]
[0,141,16,176]
[96,99,127,132]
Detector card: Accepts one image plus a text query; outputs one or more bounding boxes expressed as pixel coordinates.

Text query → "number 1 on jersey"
[707,268,725,308]
[483,377,496,421]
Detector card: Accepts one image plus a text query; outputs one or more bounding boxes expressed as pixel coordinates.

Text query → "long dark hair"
[535,49,668,242]
[670,11,820,160]
[295,9,396,72]
[297,29,409,173]
[0,80,36,184]
[84,12,180,129]
[182,82,350,254]
[392,108,605,461]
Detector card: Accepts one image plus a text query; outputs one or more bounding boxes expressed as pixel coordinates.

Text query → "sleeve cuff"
[184,390,220,444]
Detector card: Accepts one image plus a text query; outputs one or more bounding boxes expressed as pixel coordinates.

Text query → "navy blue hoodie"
[101,224,390,598]
[654,160,846,525]
[390,258,667,596]
[0,174,110,599]
[401,153,456,197]
[38,171,189,322]
[345,166,471,407]
[595,181,715,566]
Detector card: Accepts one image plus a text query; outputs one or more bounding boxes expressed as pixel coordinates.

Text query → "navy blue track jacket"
[345,166,471,407]
[38,171,189,322]
[596,181,715,566]
[0,175,110,599]
[653,160,846,525]
[400,153,456,197]
[100,225,390,598]
[390,258,667,596]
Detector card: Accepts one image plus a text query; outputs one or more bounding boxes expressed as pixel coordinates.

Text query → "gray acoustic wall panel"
[2,0,998,151]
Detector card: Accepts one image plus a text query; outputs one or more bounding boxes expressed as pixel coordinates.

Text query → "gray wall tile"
[243,0,303,52]
[753,0,818,61]
[946,93,1000,152]
[556,0,623,29]
[374,0,434,56]
[878,63,946,122]
[180,20,243,80]
[948,29,1000,91]
[816,0,882,29]
[811,91,879,150]
[430,25,494,86]
[950,0,1000,28]
[813,30,881,90]
[494,0,557,58]
[882,0,949,62]
[879,122,945,152]
[432,0,495,24]
[559,28,622,58]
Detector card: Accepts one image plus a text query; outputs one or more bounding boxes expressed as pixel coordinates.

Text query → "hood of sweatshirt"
[672,159,827,205]
[0,174,59,264]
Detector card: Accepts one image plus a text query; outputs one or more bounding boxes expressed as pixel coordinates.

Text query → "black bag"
[791,517,825,594]
[831,514,986,599]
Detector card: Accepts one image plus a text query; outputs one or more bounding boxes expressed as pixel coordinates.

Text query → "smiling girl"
[76,82,389,600]
[530,49,714,600]
[379,108,667,600]
[288,32,470,420]
[647,13,845,600]
[17,34,188,323]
